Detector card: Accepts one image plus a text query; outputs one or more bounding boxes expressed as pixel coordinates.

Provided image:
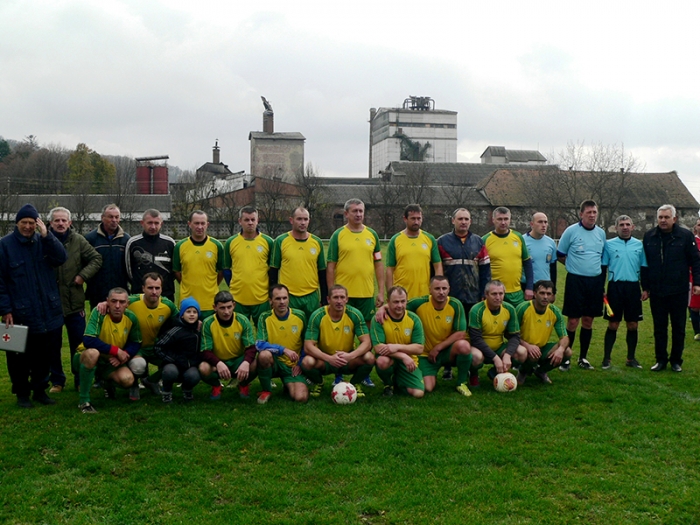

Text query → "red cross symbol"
[2,333,10,342]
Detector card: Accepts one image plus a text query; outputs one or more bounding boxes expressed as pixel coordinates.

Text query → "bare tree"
[255,174,300,238]
[363,174,405,239]
[106,156,138,221]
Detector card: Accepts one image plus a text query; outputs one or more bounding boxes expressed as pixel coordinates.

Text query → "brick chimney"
[213,140,220,164]
[263,110,274,134]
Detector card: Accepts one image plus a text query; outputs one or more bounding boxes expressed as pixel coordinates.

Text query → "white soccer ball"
[331,382,358,405]
[493,372,518,393]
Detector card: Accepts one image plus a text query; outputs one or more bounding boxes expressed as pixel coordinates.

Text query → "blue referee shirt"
[557,222,606,277]
[602,236,647,282]
[524,233,557,283]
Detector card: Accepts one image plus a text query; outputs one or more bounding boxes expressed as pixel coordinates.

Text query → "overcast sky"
[3,0,700,201]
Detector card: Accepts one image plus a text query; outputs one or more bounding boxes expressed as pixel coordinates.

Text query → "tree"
[0,139,10,162]
[105,156,138,221]
[363,174,405,239]
[255,174,300,237]
[67,143,116,194]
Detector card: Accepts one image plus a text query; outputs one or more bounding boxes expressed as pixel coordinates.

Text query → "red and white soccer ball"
[493,372,518,393]
[331,382,358,405]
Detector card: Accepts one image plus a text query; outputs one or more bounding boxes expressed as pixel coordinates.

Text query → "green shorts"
[394,360,425,393]
[290,291,321,320]
[418,347,454,377]
[538,342,557,362]
[348,297,375,323]
[208,356,246,380]
[504,290,525,307]
[72,352,128,380]
[235,302,271,326]
[273,357,307,384]
[318,361,355,377]
[483,343,509,365]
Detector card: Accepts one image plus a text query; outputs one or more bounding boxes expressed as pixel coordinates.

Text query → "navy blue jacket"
[84,224,130,305]
[437,230,491,306]
[0,228,67,333]
[642,223,700,297]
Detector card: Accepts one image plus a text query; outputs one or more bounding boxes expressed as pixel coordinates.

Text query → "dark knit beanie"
[16,204,39,223]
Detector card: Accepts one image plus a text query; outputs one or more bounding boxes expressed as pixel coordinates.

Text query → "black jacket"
[641,224,700,297]
[125,232,176,300]
[154,318,202,370]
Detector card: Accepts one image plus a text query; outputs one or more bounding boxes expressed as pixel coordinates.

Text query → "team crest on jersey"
[366,239,372,246]
[158,315,164,323]
[546,254,552,263]
[292,325,298,334]
[310,248,317,255]
[404,328,412,336]
[446,316,453,323]
[234,332,241,340]
[206,251,213,258]
[502,320,508,327]
[257,246,263,253]
[546,320,551,328]
[344,326,350,334]
[513,241,519,247]
[422,243,428,250]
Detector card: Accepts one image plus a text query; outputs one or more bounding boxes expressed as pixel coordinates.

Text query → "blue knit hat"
[179,297,201,318]
[16,203,39,223]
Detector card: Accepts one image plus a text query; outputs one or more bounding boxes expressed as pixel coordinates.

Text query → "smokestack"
[213,140,220,164]
[263,110,274,134]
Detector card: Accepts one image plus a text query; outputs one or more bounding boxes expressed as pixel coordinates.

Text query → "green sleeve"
[481,232,492,244]
[84,308,102,338]
[550,305,567,338]
[172,240,184,272]
[257,313,270,341]
[239,314,255,347]
[407,296,429,313]
[270,235,284,269]
[449,298,466,331]
[313,235,326,271]
[162,298,179,319]
[201,317,215,352]
[370,228,381,255]
[347,306,369,337]
[327,229,340,263]
[408,311,425,344]
[468,302,484,330]
[292,309,307,329]
[427,232,441,264]
[125,310,143,344]
[263,235,274,265]
[505,303,520,334]
[515,231,530,261]
[305,308,323,342]
[370,318,386,346]
[214,239,225,272]
[386,235,398,267]
[128,294,141,305]
[515,301,529,325]
[223,235,235,269]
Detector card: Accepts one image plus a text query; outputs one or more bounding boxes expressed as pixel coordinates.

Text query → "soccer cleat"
[487,367,497,381]
[559,359,571,372]
[353,384,365,398]
[578,358,595,370]
[516,372,527,386]
[225,378,239,389]
[695,333,700,341]
[33,392,56,405]
[239,384,250,399]
[309,382,324,397]
[651,362,667,372]
[104,385,116,399]
[17,396,33,408]
[626,359,643,369]
[257,391,272,404]
[49,385,63,394]
[382,385,394,397]
[601,359,611,370]
[361,377,376,388]
[142,377,161,396]
[333,374,343,386]
[162,392,173,403]
[271,381,277,389]
[469,373,480,388]
[210,385,222,400]
[442,368,453,381]
[129,384,140,401]
[671,363,682,373]
[456,383,472,397]
[183,390,194,402]
[79,402,97,414]
[534,370,553,384]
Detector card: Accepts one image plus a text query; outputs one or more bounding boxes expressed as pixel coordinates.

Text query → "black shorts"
[562,273,605,319]
[604,281,643,323]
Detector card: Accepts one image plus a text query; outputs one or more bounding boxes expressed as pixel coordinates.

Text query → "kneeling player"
[256,284,308,403]
[371,286,425,398]
[515,280,571,385]
[301,285,374,398]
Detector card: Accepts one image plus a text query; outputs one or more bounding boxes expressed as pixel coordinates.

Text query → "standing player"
[523,212,557,297]
[601,215,647,369]
[689,218,700,340]
[482,207,533,306]
[173,210,224,318]
[199,291,258,399]
[74,288,142,413]
[468,280,524,382]
[515,280,571,385]
[301,285,374,397]
[224,206,274,326]
[270,207,327,320]
[256,284,308,403]
[386,204,442,299]
[556,200,606,371]
[371,286,426,398]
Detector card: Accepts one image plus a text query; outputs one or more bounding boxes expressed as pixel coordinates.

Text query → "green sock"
[302,365,323,384]
[349,363,372,385]
[258,366,273,391]
[455,354,472,384]
[79,364,96,404]
[376,364,394,387]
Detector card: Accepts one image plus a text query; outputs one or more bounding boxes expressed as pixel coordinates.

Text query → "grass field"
[2,267,700,523]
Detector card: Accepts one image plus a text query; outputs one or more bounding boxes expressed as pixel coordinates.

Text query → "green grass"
[2,262,700,523]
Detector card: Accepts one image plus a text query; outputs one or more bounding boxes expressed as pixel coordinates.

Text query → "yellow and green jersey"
[83,308,142,349]
[305,305,367,355]
[515,300,565,348]
[173,236,224,309]
[468,301,519,351]
[482,230,530,294]
[370,311,425,364]
[257,308,306,367]
[327,225,382,298]
[386,230,441,299]
[271,232,326,297]
[407,295,466,356]
[127,295,178,350]
[224,232,274,306]
[201,313,254,361]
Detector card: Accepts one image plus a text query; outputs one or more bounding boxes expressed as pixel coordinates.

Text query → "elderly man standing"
[85,204,130,308]
[642,204,700,372]
[48,206,102,392]
[0,204,67,408]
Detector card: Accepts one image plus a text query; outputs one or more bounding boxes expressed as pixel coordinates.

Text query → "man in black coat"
[642,204,700,372]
